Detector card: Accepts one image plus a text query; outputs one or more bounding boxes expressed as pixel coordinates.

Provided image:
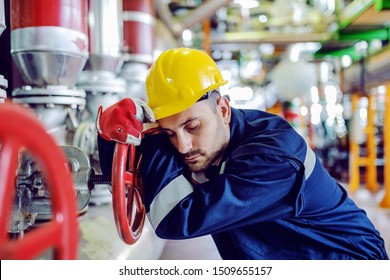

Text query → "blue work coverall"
[99,108,388,259]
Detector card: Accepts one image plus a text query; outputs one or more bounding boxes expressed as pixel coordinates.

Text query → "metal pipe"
[11,0,88,87]
[122,0,155,64]
[85,0,123,73]
[155,0,231,38]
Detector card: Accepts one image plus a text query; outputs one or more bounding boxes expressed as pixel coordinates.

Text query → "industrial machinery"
[0,0,165,260]
[9,0,390,261]
[0,103,148,259]
[8,0,90,237]
[10,0,88,146]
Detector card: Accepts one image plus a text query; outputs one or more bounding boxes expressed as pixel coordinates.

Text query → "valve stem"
[88,171,111,191]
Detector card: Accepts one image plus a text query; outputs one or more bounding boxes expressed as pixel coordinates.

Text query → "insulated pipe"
[155,0,231,38]
[10,0,88,87]
[76,0,127,206]
[85,0,123,73]
[77,0,127,121]
[122,0,155,65]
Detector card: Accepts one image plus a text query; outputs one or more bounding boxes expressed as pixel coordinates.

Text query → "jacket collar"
[221,107,246,163]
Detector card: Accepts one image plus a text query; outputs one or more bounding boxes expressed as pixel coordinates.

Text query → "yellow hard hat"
[146,48,228,120]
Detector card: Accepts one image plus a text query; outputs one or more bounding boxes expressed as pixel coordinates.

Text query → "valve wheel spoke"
[0,104,78,259]
[0,139,21,240]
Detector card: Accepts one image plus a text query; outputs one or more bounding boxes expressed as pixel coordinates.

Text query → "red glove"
[96,98,155,145]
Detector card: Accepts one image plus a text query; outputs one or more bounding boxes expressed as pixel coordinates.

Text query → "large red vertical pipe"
[122,0,155,65]
[11,0,86,32]
[10,0,88,87]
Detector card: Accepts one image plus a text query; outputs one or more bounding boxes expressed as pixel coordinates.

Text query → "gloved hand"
[96,98,155,145]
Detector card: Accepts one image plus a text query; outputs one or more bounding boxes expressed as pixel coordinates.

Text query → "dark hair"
[207,90,221,112]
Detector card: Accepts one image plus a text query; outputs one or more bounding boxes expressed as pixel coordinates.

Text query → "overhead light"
[355,41,368,56]
[234,0,259,9]
[310,103,322,125]
[300,105,308,117]
[311,86,319,104]
[341,55,352,68]
[259,43,274,56]
[377,85,386,95]
[324,85,338,104]
[258,14,268,23]
[182,29,193,42]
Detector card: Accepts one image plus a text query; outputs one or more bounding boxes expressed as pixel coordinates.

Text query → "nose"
[176,132,192,154]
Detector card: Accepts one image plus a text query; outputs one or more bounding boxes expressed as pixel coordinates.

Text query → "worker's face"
[158,96,231,173]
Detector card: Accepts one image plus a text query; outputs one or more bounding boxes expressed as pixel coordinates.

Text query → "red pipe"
[122,0,155,64]
[11,0,87,33]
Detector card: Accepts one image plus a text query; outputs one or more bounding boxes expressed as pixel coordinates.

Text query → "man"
[96,48,388,259]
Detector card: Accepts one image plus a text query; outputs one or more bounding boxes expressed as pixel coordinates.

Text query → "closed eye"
[187,124,199,131]
[185,122,200,133]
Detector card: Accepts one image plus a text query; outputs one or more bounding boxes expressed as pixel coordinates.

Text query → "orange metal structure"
[349,93,380,193]
[380,85,390,208]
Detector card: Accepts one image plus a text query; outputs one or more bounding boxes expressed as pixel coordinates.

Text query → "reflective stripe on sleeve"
[304,141,316,179]
[147,175,194,229]
[147,148,315,230]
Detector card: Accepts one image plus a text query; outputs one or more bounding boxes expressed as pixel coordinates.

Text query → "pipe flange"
[12,85,86,97]
[0,75,8,88]
[0,75,8,102]
[12,86,86,107]
[77,71,127,95]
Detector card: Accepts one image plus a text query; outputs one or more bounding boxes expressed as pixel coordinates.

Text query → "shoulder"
[230,108,306,159]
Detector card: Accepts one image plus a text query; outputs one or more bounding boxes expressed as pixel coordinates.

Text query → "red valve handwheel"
[112,143,146,244]
[0,103,78,259]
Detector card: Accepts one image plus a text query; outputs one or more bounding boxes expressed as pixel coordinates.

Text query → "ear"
[218,96,231,124]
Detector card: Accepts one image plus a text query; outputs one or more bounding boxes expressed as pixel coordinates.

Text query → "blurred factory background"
[0,0,389,259]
